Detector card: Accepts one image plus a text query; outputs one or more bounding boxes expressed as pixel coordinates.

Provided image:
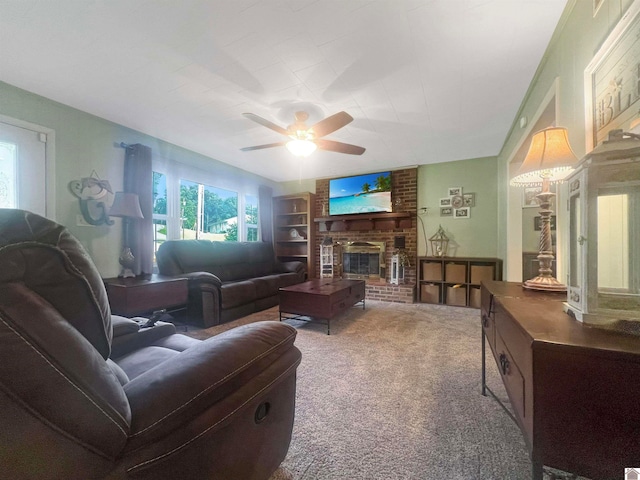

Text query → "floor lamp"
[109,192,144,278]
[511,127,578,292]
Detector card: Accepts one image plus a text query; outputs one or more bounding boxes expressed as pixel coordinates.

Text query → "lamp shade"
[109,192,144,219]
[286,139,317,157]
[510,127,578,186]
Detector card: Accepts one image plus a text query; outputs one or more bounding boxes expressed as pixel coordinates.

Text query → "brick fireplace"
[314,168,417,303]
[342,241,386,280]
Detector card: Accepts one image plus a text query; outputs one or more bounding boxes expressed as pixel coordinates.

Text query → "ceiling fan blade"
[240,142,287,152]
[311,111,354,138]
[242,113,289,136]
[316,139,365,155]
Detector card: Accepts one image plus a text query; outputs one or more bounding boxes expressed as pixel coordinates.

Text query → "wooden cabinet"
[417,256,502,307]
[273,192,316,278]
[481,281,640,480]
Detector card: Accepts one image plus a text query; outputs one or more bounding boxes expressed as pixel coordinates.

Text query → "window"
[151,160,262,266]
[179,180,238,241]
[152,172,168,257]
[245,194,259,242]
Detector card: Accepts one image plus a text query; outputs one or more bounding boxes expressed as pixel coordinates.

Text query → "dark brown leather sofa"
[0,209,301,480]
[156,240,306,327]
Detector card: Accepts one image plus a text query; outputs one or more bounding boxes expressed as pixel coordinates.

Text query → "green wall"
[497,0,636,281]
[417,156,498,258]
[0,81,278,277]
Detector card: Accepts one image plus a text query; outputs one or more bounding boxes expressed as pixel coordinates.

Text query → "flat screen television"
[329,171,392,215]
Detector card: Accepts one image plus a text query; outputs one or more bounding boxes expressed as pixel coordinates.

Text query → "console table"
[103,274,188,317]
[481,281,640,480]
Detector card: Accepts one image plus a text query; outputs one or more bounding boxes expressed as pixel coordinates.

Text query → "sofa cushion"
[279,271,304,288]
[252,274,282,299]
[221,280,256,309]
[247,242,278,278]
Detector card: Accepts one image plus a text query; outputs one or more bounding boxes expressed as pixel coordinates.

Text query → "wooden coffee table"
[279,279,365,334]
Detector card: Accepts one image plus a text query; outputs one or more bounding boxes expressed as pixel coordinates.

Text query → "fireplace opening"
[342,241,386,280]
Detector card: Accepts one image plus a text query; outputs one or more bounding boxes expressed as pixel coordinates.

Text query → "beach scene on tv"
[329,172,392,215]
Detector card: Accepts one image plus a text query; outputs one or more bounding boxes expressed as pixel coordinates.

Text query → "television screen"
[329,171,392,215]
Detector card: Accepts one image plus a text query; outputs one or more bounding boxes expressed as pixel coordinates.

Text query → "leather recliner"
[0,209,301,480]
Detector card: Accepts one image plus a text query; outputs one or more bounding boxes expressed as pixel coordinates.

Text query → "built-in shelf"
[314,212,412,232]
[274,192,316,278]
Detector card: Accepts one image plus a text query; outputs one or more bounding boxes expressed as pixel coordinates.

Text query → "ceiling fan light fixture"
[286,139,317,157]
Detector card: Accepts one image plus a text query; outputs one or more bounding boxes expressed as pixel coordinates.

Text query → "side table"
[103,274,188,318]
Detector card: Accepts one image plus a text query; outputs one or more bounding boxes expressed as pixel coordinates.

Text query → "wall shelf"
[314,212,411,232]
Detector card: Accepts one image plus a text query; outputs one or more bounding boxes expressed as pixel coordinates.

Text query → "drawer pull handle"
[482,314,490,327]
[499,353,509,375]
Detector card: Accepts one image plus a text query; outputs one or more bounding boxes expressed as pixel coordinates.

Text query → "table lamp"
[511,127,578,292]
[109,191,144,278]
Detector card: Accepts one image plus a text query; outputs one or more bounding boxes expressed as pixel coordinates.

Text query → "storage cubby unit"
[273,192,316,279]
[417,257,502,307]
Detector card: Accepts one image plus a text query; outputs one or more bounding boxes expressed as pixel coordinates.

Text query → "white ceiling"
[0,0,568,182]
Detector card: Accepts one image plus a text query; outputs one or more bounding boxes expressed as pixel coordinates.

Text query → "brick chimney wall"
[314,167,417,303]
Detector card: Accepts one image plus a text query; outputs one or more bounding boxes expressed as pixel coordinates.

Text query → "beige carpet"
[186,301,588,480]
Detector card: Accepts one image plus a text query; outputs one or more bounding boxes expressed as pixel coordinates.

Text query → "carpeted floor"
[186,301,586,480]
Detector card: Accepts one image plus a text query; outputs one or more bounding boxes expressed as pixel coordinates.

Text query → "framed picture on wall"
[462,193,475,207]
[585,1,640,150]
[523,186,541,207]
[440,207,453,216]
[454,207,470,219]
[440,197,452,207]
[447,187,462,196]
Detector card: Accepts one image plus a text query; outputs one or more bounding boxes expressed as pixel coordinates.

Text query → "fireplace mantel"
[314,212,412,232]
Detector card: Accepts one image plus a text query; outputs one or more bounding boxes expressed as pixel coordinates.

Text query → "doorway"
[0,117,54,218]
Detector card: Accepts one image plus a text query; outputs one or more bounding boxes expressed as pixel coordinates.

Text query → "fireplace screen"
[342,241,385,280]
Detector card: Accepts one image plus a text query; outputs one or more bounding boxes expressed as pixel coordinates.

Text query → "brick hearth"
[314,168,417,303]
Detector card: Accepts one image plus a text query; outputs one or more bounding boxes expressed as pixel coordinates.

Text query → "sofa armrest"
[111,315,141,337]
[179,271,222,289]
[122,321,300,450]
[176,272,222,327]
[277,260,306,276]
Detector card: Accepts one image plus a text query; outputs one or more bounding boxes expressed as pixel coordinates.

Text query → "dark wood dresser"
[481,281,640,480]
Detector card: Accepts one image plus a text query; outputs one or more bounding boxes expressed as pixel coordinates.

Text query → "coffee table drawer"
[331,284,365,316]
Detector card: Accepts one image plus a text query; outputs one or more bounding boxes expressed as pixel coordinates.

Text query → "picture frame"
[462,193,475,207]
[440,207,453,217]
[439,197,452,207]
[585,1,640,150]
[453,207,470,219]
[534,215,556,231]
[447,187,462,196]
[523,186,541,208]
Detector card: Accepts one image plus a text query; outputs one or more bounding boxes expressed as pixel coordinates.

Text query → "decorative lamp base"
[523,275,567,292]
[118,246,136,278]
[119,268,136,278]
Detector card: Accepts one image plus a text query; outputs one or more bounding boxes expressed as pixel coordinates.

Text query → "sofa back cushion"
[0,209,112,356]
[157,240,276,282]
[0,210,131,472]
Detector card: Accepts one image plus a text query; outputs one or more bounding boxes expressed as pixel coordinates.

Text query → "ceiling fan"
[240,110,366,157]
